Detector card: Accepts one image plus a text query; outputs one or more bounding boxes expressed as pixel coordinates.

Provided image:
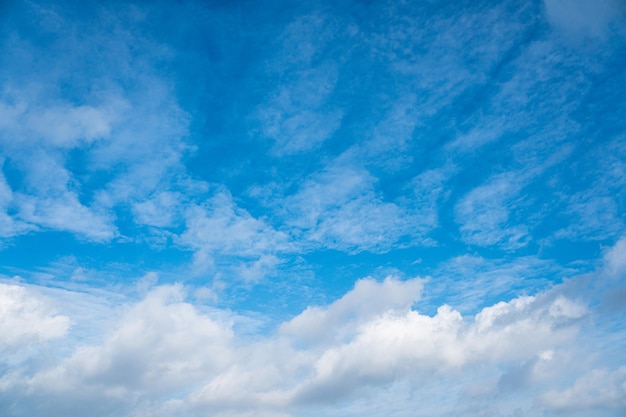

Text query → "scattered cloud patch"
[455,172,530,249]
[254,14,345,155]
[283,166,432,253]
[179,191,290,274]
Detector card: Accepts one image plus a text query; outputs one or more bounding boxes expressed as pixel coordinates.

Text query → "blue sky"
[1,0,625,416]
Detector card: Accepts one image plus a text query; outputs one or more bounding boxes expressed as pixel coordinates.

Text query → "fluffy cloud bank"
[0,274,599,417]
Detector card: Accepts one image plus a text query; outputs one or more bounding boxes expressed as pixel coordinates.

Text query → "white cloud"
[599,236,626,311]
[288,292,585,404]
[555,137,626,243]
[27,285,233,399]
[89,83,193,210]
[409,165,454,223]
[179,191,290,273]
[257,64,343,155]
[135,271,159,295]
[17,193,116,242]
[0,170,34,238]
[0,110,118,240]
[284,166,430,253]
[455,173,530,249]
[0,283,70,356]
[280,276,424,346]
[0,96,117,149]
[542,366,626,411]
[0,276,595,417]
[0,5,194,243]
[555,193,623,242]
[448,113,515,154]
[366,2,525,118]
[253,14,345,155]
[237,255,282,283]
[425,254,569,314]
[339,95,422,172]
[132,191,183,228]
[182,278,587,412]
[604,237,626,278]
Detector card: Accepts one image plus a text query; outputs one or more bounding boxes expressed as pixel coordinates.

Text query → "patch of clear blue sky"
[0,0,624,322]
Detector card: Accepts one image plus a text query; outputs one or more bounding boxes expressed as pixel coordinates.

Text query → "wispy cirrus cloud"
[455,172,531,249]
[178,191,291,274]
[281,165,432,253]
[0,94,122,240]
[253,13,346,155]
[0,3,192,243]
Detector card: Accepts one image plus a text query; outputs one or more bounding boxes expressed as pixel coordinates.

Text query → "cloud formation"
[0,1,625,416]
[0,273,602,417]
[0,283,70,355]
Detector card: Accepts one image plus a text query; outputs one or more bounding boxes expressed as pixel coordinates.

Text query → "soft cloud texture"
[179,191,290,273]
[0,274,599,417]
[455,172,530,249]
[0,4,192,243]
[542,366,626,414]
[282,166,430,253]
[0,283,70,355]
[0,1,625,416]
[254,14,345,155]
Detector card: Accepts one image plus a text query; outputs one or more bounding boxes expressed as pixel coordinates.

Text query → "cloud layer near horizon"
[2,236,625,417]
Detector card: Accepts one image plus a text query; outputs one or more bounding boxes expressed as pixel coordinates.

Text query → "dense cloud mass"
[0,274,602,416]
[0,0,625,416]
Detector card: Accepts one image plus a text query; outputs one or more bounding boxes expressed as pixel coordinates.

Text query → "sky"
[0,0,625,416]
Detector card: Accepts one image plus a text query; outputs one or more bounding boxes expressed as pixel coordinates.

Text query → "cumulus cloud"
[604,237,626,278]
[280,276,424,346]
[22,285,233,416]
[1,1,625,417]
[0,283,70,356]
[0,275,597,417]
[181,278,587,413]
[542,366,626,412]
[289,293,585,404]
